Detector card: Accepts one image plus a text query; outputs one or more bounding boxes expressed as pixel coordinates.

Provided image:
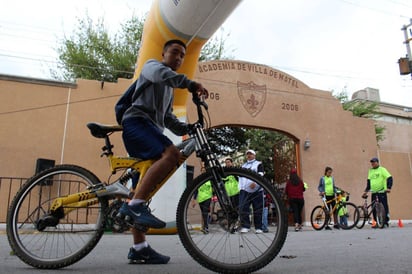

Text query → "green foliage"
[52,14,143,81]
[206,126,247,157]
[374,123,386,143]
[207,126,295,184]
[334,89,379,118]
[333,90,386,144]
[52,14,232,82]
[245,128,295,184]
[343,100,379,118]
[198,28,234,61]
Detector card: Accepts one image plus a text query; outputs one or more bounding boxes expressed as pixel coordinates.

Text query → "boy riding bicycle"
[117,39,208,264]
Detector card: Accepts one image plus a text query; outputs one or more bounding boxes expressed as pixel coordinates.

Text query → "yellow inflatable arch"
[135,0,242,233]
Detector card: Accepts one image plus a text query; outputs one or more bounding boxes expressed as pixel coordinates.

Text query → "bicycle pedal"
[114,213,134,228]
[115,212,125,219]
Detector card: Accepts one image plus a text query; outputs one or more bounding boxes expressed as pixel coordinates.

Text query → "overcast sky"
[1,0,411,107]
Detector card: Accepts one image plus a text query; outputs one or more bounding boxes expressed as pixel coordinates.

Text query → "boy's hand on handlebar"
[189,82,209,99]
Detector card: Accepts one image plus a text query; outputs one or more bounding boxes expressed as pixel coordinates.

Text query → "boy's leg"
[121,117,179,228]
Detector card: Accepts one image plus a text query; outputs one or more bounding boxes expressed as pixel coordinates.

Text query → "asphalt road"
[1,223,411,274]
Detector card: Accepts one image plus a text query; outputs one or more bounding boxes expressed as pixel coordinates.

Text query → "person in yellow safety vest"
[191,168,213,234]
[317,166,339,230]
[337,190,348,227]
[362,157,393,227]
[223,158,239,210]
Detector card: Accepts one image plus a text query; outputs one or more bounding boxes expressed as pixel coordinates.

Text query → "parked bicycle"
[6,92,288,274]
[356,192,386,229]
[310,189,359,230]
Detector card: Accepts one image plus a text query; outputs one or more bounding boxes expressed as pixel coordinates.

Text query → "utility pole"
[398,19,412,77]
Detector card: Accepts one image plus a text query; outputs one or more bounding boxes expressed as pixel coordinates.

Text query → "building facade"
[1,61,411,224]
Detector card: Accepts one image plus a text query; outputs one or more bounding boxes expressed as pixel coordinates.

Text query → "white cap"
[246,149,256,155]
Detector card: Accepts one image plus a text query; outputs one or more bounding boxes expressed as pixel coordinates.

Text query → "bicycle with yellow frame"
[310,189,360,230]
[6,92,288,274]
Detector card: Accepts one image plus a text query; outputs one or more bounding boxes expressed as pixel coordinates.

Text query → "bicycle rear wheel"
[7,165,107,269]
[310,206,328,230]
[336,202,359,230]
[176,167,288,274]
[375,202,386,228]
[356,206,367,229]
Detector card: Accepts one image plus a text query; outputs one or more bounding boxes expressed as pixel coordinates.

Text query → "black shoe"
[128,246,170,264]
[325,226,332,230]
[119,203,166,229]
[333,224,340,229]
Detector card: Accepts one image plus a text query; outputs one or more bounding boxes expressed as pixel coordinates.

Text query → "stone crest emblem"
[237,81,266,117]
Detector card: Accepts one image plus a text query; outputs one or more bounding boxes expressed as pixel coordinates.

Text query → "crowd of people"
[191,155,393,235]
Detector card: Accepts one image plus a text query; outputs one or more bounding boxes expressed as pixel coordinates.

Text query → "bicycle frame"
[320,193,344,218]
[7,91,289,273]
[48,94,230,222]
[361,194,382,220]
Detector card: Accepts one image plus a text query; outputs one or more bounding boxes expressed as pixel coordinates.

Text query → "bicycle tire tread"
[6,165,108,269]
[176,167,288,274]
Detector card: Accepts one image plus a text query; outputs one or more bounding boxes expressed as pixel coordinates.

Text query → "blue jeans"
[262,207,268,230]
[340,216,348,226]
[372,192,390,224]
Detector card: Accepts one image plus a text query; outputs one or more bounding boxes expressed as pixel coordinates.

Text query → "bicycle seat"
[87,122,123,138]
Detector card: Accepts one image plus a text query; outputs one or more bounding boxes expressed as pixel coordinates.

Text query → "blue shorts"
[122,117,173,160]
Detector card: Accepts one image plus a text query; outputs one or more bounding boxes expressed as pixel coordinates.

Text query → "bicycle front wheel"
[336,202,359,230]
[310,205,328,230]
[176,167,288,274]
[7,165,108,269]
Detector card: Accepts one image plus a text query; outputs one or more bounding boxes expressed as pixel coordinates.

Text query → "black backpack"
[114,79,151,124]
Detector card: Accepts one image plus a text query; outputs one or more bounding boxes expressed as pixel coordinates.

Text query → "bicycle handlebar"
[191,91,208,128]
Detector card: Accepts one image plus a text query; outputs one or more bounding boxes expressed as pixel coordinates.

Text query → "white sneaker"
[240,227,250,233]
[255,229,263,234]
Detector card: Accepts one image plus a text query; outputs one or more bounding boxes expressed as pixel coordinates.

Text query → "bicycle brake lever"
[192,92,208,110]
[201,100,208,110]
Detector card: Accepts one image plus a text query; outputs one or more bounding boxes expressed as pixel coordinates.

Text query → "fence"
[0,177,28,223]
[0,176,100,225]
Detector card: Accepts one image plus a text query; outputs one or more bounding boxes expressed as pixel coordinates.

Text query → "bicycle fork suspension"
[191,124,236,222]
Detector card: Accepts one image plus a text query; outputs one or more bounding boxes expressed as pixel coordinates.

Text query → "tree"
[198,28,234,61]
[206,126,247,157]
[333,90,386,143]
[245,128,295,184]
[207,126,295,184]
[52,14,232,82]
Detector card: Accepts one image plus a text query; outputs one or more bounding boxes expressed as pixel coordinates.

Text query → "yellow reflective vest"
[224,175,239,197]
[197,181,213,203]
